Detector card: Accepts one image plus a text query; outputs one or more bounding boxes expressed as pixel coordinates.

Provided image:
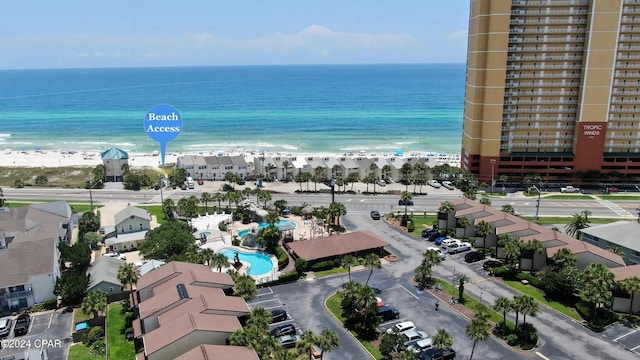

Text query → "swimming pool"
[218,248,275,276]
[238,220,297,238]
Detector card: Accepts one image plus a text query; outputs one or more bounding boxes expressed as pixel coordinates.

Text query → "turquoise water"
[238,220,297,238]
[219,248,274,276]
[0,64,465,155]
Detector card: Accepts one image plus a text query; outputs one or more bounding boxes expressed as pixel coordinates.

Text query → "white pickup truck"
[560,185,580,193]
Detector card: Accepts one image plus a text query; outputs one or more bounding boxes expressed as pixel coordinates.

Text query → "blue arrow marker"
[144,104,182,167]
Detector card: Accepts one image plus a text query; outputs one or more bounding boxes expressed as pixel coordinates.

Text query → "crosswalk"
[590,195,635,218]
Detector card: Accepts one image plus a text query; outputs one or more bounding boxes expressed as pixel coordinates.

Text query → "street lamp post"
[490,159,496,195]
[532,184,541,220]
[87,179,102,212]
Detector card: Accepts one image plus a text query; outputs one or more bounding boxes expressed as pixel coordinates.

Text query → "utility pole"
[490,159,496,195]
[532,184,541,220]
[330,178,336,204]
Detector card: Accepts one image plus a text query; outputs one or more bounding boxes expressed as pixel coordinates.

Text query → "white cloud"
[446,30,468,40]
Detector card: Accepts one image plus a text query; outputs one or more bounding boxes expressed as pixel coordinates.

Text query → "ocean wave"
[0,134,11,138]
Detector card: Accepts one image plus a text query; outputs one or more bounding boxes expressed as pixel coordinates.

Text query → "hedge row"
[275,246,289,270]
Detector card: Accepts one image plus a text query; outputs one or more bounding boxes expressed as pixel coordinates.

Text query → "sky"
[0,1,470,69]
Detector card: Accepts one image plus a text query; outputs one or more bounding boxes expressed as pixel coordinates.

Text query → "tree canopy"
[139,220,196,261]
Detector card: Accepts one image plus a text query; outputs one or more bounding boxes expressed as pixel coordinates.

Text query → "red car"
[603,187,619,193]
[197,179,204,185]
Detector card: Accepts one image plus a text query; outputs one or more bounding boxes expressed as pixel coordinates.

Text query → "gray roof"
[114,206,152,226]
[305,157,326,169]
[88,256,125,290]
[101,147,129,160]
[105,230,148,246]
[339,157,359,169]
[139,260,166,276]
[0,202,72,288]
[229,156,248,167]
[579,221,640,252]
[177,156,194,167]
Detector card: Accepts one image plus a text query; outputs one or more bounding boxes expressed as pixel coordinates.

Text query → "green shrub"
[516,272,543,288]
[407,222,416,232]
[275,246,289,269]
[232,237,241,246]
[218,221,228,231]
[89,339,106,357]
[311,260,335,272]
[265,271,299,285]
[82,326,104,346]
[491,265,510,278]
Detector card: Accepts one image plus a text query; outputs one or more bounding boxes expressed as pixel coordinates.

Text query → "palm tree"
[512,295,524,328]
[0,187,4,207]
[414,249,442,287]
[317,329,339,359]
[331,164,341,179]
[564,210,591,237]
[342,255,358,283]
[498,234,521,269]
[431,328,454,351]
[493,296,512,330]
[328,202,347,226]
[609,246,626,258]
[212,192,225,210]
[265,163,277,180]
[551,247,577,270]
[455,274,470,303]
[297,330,317,359]
[466,317,491,360]
[200,248,214,267]
[456,216,472,239]
[582,263,617,314]
[200,192,213,214]
[282,160,292,181]
[117,263,140,293]
[162,198,176,219]
[523,238,545,271]
[381,164,392,181]
[474,220,493,255]
[210,252,229,272]
[233,274,258,301]
[364,253,382,286]
[258,190,272,208]
[438,201,455,231]
[620,276,640,314]
[400,190,413,224]
[314,166,325,191]
[81,290,107,319]
[501,204,516,215]
[519,295,539,325]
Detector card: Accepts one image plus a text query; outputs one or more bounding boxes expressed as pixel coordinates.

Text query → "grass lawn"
[314,267,348,278]
[388,214,438,237]
[107,303,136,360]
[137,205,167,224]
[600,195,640,201]
[503,280,583,322]
[522,216,621,225]
[325,292,384,360]
[542,195,593,200]
[68,344,104,360]
[74,308,93,324]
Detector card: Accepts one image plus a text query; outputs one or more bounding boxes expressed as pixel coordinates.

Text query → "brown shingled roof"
[286,230,389,261]
[158,292,249,326]
[176,345,259,360]
[136,261,234,291]
[143,313,241,355]
[612,264,640,282]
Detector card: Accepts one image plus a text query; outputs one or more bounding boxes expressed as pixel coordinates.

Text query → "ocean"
[0,64,465,156]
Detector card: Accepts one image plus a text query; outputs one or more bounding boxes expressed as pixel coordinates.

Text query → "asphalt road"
[5,187,640,220]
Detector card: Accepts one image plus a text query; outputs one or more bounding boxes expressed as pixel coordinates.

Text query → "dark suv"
[271,309,288,323]
[464,251,485,263]
[13,313,30,336]
[270,324,296,337]
[370,210,381,220]
[398,199,414,206]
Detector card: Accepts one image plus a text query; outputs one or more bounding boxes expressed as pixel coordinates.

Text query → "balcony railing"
[512,0,589,5]
[509,46,584,52]
[507,73,581,79]
[508,55,582,61]
[507,64,581,70]
[504,116,576,122]
[505,99,578,105]
[511,9,588,16]
[610,107,640,113]
[509,37,585,43]
[4,288,32,301]
[608,116,640,121]
[505,91,578,96]
[621,16,640,24]
[510,27,586,34]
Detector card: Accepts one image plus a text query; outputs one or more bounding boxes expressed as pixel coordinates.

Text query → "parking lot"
[602,323,640,355]
[0,311,72,360]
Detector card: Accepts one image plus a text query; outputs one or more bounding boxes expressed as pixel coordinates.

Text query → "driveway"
[0,310,73,360]
[602,322,640,355]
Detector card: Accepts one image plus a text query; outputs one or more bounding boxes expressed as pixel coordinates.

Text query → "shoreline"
[0,148,462,169]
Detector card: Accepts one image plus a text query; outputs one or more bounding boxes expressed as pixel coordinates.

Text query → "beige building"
[462,0,640,184]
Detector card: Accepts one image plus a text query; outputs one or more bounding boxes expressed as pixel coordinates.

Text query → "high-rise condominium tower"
[462,0,640,186]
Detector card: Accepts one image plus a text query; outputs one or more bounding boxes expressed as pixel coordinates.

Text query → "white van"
[441,238,461,249]
[186,177,195,189]
[0,317,12,337]
[386,321,415,334]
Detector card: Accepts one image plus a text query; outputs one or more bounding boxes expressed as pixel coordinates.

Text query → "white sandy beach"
[0,149,462,169]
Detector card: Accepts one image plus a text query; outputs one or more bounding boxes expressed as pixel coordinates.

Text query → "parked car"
[434,236,450,246]
[407,338,434,353]
[277,335,298,348]
[237,178,246,185]
[13,313,30,337]
[402,330,430,345]
[482,259,504,270]
[441,181,455,190]
[377,179,387,187]
[418,348,456,360]
[370,210,381,220]
[180,183,188,190]
[427,180,442,188]
[398,199,414,206]
[103,252,126,260]
[0,317,12,338]
[446,242,472,254]
[428,232,445,242]
[271,309,288,323]
[603,187,619,193]
[464,251,485,263]
[270,324,297,337]
[386,321,415,334]
[378,306,400,322]
[421,228,439,238]
[440,238,460,248]
[426,246,446,260]
[197,178,204,185]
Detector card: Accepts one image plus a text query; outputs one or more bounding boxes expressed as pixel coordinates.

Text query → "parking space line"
[399,285,420,300]
[261,305,284,310]
[535,351,551,360]
[249,298,280,306]
[271,318,295,326]
[613,329,637,342]
[629,344,640,352]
